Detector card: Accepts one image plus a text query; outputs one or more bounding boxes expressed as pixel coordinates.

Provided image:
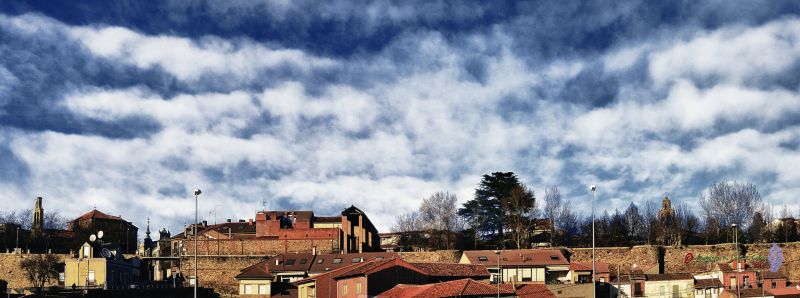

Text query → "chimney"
[239,219,245,223]
[248,218,253,225]
[202,220,207,227]
[227,219,232,223]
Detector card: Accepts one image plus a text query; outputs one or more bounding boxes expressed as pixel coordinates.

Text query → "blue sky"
[1,1,799,234]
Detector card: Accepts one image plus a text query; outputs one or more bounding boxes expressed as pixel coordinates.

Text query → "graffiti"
[769,243,784,273]
[684,252,694,264]
[693,254,768,263]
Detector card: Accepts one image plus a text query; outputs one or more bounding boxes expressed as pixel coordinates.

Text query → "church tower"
[31,197,44,238]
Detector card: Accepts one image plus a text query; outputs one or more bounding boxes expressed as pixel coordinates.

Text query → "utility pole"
[590,185,597,298]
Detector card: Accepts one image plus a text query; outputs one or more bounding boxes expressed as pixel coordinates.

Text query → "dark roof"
[462,249,569,267]
[695,278,723,289]
[763,271,787,279]
[235,262,273,280]
[408,263,489,278]
[646,273,694,281]
[314,216,341,223]
[570,262,610,273]
[341,205,366,215]
[308,252,398,274]
[269,253,316,272]
[377,278,515,298]
[200,222,257,237]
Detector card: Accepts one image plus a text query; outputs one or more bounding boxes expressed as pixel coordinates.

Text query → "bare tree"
[502,185,536,249]
[543,186,562,246]
[44,210,68,230]
[419,192,459,249]
[624,203,644,244]
[20,254,60,295]
[699,181,762,232]
[392,211,421,233]
[641,200,658,245]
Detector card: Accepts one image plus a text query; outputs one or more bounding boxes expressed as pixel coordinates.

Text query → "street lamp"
[494,250,501,298]
[193,188,201,298]
[589,185,597,298]
[87,231,103,288]
[732,223,740,298]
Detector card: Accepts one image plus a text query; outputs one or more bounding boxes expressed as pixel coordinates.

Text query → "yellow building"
[64,242,140,289]
[235,262,272,296]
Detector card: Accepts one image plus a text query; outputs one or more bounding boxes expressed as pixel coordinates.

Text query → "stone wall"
[181,256,267,296]
[0,253,69,290]
[567,246,661,273]
[178,238,340,256]
[399,250,462,263]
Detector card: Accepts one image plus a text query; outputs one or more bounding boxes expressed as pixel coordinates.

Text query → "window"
[634,283,643,296]
[672,285,679,298]
[88,270,96,282]
[258,284,268,294]
[59,272,65,282]
[285,259,296,265]
[772,281,777,288]
[478,256,488,261]
[352,257,362,263]
[245,284,254,294]
[730,277,737,289]
[706,288,711,296]
[317,258,324,264]
[333,258,342,264]
[300,259,308,264]
[342,284,348,296]
[356,283,362,294]
[697,289,702,295]
[550,256,559,261]
[659,285,665,296]
[713,288,718,294]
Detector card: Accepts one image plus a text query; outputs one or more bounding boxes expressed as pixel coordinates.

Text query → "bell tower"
[31,197,44,238]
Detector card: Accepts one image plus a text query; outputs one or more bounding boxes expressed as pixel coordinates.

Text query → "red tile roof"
[235,262,273,280]
[377,278,515,298]
[570,261,610,273]
[768,286,800,298]
[645,273,694,281]
[409,263,489,278]
[515,283,556,298]
[72,209,126,222]
[462,249,568,267]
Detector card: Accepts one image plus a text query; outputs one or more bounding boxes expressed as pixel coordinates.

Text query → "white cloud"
[69,26,335,81]
[649,19,800,85]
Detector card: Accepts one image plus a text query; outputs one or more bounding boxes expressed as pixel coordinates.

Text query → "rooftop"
[462,249,568,267]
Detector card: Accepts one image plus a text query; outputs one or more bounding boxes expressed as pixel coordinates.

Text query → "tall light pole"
[589,185,597,298]
[193,188,201,298]
[494,250,501,298]
[732,223,740,298]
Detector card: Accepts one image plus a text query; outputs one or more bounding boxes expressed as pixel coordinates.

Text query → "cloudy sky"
[1,1,799,235]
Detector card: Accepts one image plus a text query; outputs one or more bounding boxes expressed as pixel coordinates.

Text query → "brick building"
[175,205,381,256]
[69,209,139,254]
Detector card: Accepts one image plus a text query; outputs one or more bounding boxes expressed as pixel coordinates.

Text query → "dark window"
[285,259,296,265]
[317,258,324,264]
[550,256,559,260]
[634,283,643,296]
[300,259,307,264]
[333,258,342,264]
[352,257,362,263]
[477,256,488,261]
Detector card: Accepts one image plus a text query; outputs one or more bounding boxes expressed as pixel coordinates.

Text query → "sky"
[1,1,799,236]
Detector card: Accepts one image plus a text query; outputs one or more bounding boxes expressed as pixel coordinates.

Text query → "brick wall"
[567,246,661,273]
[0,253,69,290]
[178,238,340,256]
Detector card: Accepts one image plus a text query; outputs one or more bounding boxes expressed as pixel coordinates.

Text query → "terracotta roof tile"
[334,258,427,279]
[72,209,126,222]
[378,279,515,298]
[409,263,489,278]
[235,262,273,280]
[645,273,694,281]
[570,261,610,273]
[515,284,556,298]
[308,252,398,274]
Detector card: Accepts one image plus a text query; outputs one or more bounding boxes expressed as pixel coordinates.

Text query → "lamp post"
[732,223,740,298]
[87,231,103,288]
[589,185,597,298]
[193,188,202,298]
[494,249,501,298]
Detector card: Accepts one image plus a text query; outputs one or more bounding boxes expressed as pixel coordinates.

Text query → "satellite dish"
[101,248,112,259]
[97,231,104,239]
[89,234,97,242]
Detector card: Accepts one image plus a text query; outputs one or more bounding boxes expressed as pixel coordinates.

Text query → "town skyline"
[2,1,800,235]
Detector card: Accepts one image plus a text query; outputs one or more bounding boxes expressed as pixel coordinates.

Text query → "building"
[611,273,646,298]
[69,209,139,254]
[721,288,775,298]
[459,249,570,284]
[377,278,517,298]
[694,277,724,298]
[711,260,759,290]
[63,242,140,289]
[235,262,273,296]
[175,205,381,256]
[644,273,695,298]
[762,271,788,290]
[568,261,611,283]
[308,252,398,275]
[294,258,428,298]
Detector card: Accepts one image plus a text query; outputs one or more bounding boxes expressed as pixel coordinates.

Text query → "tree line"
[393,172,799,250]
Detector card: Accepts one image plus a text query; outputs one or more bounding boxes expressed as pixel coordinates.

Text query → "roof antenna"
[261,199,267,211]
